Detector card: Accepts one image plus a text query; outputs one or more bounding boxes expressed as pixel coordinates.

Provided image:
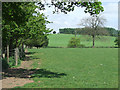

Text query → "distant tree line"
[59,27,118,37]
[59,28,76,34]
[104,27,118,37]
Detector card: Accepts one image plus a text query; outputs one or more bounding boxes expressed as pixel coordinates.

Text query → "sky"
[37,0,119,33]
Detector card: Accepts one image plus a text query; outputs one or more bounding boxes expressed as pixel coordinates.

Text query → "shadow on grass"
[47,46,118,48]
[3,68,67,78]
[47,46,65,48]
[24,52,40,61]
[25,52,36,55]
[24,56,40,61]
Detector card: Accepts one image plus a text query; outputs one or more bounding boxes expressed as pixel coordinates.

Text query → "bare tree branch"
[78,14,108,48]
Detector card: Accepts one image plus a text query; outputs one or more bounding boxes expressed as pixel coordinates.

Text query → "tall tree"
[24,13,52,48]
[2,2,38,65]
[78,15,108,48]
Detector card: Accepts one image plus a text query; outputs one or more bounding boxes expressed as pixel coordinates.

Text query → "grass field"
[48,34,117,47]
[13,34,118,88]
[15,48,118,88]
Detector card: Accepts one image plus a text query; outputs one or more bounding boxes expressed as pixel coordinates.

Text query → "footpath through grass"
[48,34,116,47]
[16,48,118,88]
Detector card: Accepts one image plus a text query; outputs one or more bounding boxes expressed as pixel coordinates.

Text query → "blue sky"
[37,0,119,33]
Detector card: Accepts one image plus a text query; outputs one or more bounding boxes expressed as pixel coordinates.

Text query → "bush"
[53,31,56,34]
[67,37,79,48]
[2,58,9,70]
[2,56,21,70]
[68,37,85,48]
[25,35,49,48]
[114,37,120,47]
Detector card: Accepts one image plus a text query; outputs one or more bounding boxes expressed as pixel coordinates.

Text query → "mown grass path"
[15,48,118,88]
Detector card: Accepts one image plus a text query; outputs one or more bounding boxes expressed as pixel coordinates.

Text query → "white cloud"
[54,21,60,24]
[102,2,118,29]
[64,21,69,25]
[40,1,119,32]
[103,2,118,14]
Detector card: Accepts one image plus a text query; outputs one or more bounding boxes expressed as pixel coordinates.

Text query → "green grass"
[17,48,118,88]
[48,34,117,47]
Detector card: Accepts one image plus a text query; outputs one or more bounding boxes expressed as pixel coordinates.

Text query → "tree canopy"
[37,1,104,15]
[2,2,52,66]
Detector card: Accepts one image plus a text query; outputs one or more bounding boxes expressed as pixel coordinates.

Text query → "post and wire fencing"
[2,46,26,67]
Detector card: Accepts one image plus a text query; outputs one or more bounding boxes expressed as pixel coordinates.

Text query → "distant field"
[48,34,117,47]
[16,48,118,88]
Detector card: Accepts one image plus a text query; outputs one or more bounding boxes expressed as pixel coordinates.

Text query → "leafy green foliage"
[2,56,21,70]
[105,27,118,37]
[59,28,76,34]
[2,2,37,47]
[53,31,56,34]
[2,2,37,46]
[2,58,9,70]
[114,31,120,47]
[25,13,52,39]
[78,27,109,36]
[25,35,49,48]
[114,38,119,45]
[23,13,52,49]
[2,2,52,62]
[8,56,20,67]
[49,1,104,15]
[114,35,120,48]
[59,27,117,37]
[68,37,83,48]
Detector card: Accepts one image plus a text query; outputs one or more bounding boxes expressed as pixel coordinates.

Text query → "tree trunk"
[7,44,9,63]
[75,30,76,37]
[22,43,25,58]
[92,35,95,48]
[15,47,19,66]
[2,54,5,58]
[19,43,25,60]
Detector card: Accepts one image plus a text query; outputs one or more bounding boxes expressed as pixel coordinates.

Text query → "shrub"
[68,37,85,48]
[114,37,120,47]
[25,35,49,48]
[2,58,9,70]
[68,37,79,48]
[53,31,56,34]
[8,56,16,67]
[2,56,21,70]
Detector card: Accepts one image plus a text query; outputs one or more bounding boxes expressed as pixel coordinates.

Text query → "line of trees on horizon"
[59,27,119,37]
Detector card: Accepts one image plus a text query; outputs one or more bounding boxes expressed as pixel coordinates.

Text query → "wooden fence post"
[7,45,9,63]
[15,47,19,66]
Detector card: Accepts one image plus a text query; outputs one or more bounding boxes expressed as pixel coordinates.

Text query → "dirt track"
[2,55,35,88]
